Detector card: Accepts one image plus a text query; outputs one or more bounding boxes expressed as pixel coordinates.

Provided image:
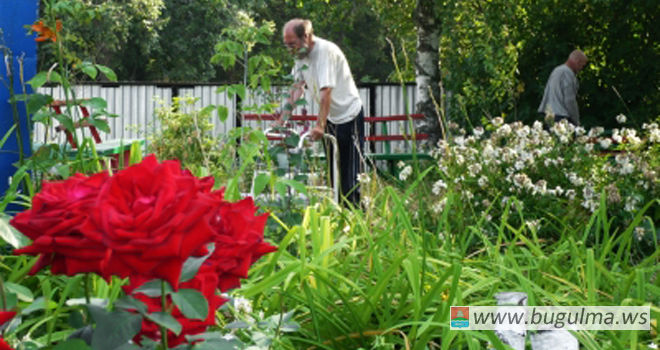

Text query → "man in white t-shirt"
[278,18,364,206]
[538,49,588,126]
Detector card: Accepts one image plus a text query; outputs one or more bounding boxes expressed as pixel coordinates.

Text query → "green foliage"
[37,0,166,80]
[517,0,660,129]
[241,186,658,349]
[152,0,233,82]
[438,0,524,125]
[414,119,659,258]
[211,10,282,113]
[149,96,218,171]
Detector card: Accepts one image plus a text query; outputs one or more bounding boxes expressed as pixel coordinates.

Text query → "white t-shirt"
[293,36,362,124]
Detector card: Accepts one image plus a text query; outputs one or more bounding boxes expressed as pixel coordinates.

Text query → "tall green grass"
[241,183,659,349]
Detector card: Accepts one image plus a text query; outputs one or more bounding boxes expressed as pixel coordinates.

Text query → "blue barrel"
[0,1,38,200]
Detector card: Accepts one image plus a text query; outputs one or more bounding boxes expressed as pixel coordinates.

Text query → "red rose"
[201,193,276,291]
[0,338,13,350]
[126,265,227,347]
[12,173,109,276]
[80,156,216,287]
[0,311,16,326]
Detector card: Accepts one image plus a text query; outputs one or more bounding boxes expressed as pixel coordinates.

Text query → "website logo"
[450,306,470,328]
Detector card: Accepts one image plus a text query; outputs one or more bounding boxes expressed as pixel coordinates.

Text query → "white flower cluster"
[643,123,660,143]
[427,117,658,216]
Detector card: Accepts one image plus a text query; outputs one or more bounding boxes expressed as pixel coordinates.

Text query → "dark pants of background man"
[325,109,365,207]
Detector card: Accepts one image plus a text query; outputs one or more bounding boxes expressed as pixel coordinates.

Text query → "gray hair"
[290,19,313,39]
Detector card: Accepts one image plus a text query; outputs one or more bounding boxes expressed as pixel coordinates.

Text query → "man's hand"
[310,125,324,141]
[272,111,286,128]
[273,117,285,128]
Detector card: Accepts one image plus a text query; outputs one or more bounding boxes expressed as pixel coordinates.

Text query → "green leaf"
[26,93,54,115]
[129,141,143,165]
[114,295,148,315]
[88,118,110,133]
[180,244,215,283]
[53,339,92,350]
[5,282,34,302]
[0,213,31,249]
[225,321,250,329]
[171,289,209,320]
[22,297,57,315]
[200,105,216,117]
[277,179,308,196]
[192,338,243,350]
[88,305,142,350]
[80,62,98,80]
[0,125,16,149]
[252,173,270,196]
[81,97,107,110]
[224,177,240,202]
[56,164,71,178]
[260,76,271,91]
[31,109,57,124]
[28,72,48,89]
[96,65,117,81]
[217,105,229,122]
[274,181,287,198]
[48,71,63,84]
[284,134,300,148]
[133,279,173,297]
[145,312,182,335]
[233,84,246,100]
[53,113,75,133]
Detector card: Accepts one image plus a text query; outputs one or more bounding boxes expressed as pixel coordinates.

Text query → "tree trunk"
[414,0,441,144]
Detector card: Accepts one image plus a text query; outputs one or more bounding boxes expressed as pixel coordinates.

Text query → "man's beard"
[297,45,310,59]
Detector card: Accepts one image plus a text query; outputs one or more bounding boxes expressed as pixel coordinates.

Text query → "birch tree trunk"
[414,0,441,144]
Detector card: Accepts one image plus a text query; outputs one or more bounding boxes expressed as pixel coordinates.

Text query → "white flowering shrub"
[423,118,659,244]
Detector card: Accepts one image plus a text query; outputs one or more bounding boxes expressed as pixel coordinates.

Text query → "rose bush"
[10,155,276,348]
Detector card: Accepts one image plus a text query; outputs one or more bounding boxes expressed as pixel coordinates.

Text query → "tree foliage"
[37,0,167,80]
[33,0,659,126]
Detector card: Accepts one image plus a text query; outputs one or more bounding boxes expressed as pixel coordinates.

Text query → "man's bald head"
[283,19,314,58]
[567,49,588,73]
[283,19,313,40]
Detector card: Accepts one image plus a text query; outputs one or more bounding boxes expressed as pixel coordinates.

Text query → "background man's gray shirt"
[538,64,580,125]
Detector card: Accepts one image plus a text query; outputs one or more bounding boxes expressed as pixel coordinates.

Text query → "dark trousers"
[325,109,365,206]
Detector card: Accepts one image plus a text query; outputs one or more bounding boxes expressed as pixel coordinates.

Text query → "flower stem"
[0,274,7,311]
[84,274,91,305]
[160,280,169,349]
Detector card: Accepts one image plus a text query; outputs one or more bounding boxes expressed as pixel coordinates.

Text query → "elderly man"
[277,19,364,206]
[538,49,588,126]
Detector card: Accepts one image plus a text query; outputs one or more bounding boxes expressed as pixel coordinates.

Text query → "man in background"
[538,49,588,126]
[278,18,364,206]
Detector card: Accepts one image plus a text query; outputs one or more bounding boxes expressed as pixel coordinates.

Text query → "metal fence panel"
[34,83,418,154]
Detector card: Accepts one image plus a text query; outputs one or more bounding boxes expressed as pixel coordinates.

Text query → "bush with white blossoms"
[425,117,659,240]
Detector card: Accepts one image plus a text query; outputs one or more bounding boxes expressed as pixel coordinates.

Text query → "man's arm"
[310,87,332,140]
[275,80,306,126]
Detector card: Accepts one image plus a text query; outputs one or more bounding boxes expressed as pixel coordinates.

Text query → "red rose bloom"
[12,173,109,275]
[201,193,276,291]
[80,156,215,287]
[0,338,13,350]
[0,311,16,326]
